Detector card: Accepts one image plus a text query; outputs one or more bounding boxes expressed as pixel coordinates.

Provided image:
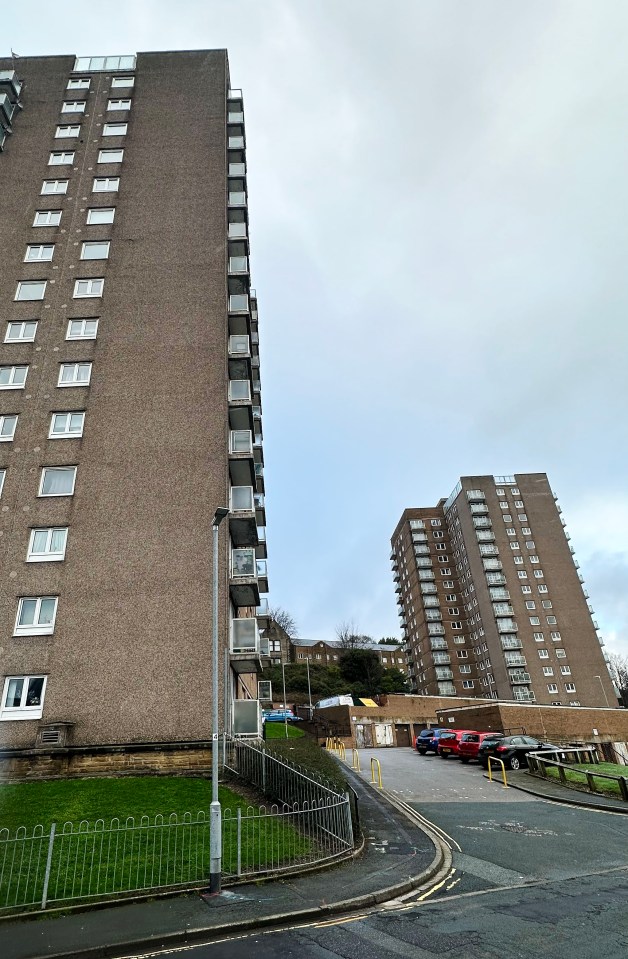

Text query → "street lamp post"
[210,506,229,895]
[594,675,611,709]
[282,660,288,739]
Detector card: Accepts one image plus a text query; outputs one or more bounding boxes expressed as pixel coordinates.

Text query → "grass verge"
[265,732,348,794]
[543,762,627,798]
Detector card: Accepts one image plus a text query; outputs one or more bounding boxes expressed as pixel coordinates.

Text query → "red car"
[437,729,477,759]
[458,731,504,764]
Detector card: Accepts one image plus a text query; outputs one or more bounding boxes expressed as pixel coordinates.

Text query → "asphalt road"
[126,748,628,959]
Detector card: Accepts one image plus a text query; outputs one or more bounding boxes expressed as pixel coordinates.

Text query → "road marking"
[415,868,456,901]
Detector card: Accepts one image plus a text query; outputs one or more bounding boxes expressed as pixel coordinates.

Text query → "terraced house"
[392,473,616,708]
[0,51,269,755]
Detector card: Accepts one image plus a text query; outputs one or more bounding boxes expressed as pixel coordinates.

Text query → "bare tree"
[607,651,628,707]
[335,621,372,649]
[268,606,298,638]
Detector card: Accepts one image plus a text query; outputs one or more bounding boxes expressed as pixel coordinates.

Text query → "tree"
[607,652,628,707]
[380,667,409,694]
[378,637,402,646]
[338,649,383,696]
[335,621,373,649]
[268,606,298,638]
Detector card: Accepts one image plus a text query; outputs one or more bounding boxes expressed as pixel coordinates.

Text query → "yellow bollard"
[370,757,383,788]
[351,748,361,771]
[487,755,508,789]
[339,742,346,760]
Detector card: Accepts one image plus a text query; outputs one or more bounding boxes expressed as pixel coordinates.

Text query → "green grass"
[265,733,348,794]
[264,722,305,740]
[543,762,627,798]
[0,777,313,913]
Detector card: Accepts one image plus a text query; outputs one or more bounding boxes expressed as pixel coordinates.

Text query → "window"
[514,501,524,508]
[435,543,447,551]
[48,151,75,165]
[62,100,86,113]
[530,555,539,564]
[529,616,540,626]
[538,649,549,659]
[111,76,135,88]
[0,415,18,441]
[49,411,85,439]
[33,210,61,232]
[445,594,457,602]
[16,280,47,302]
[66,318,98,340]
[5,321,37,343]
[503,514,512,523]
[27,528,68,562]
[547,684,558,694]
[107,98,131,110]
[533,632,544,642]
[98,149,124,166]
[448,607,459,615]
[74,56,136,71]
[499,501,508,509]
[534,570,544,578]
[92,177,119,192]
[460,664,471,673]
[546,616,557,625]
[73,278,103,298]
[506,528,516,536]
[431,519,441,527]
[521,585,532,594]
[565,683,576,693]
[555,648,566,659]
[550,631,561,641]
[510,542,520,550]
[1,676,47,721]
[25,244,54,262]
[433,531,444,539]
[569,700,581,707]
[543,666,554,676]
[440,568,452,575]
[0,365,28,389]
[456,650,468,659]
[542,600,553,609]
[517,571,528,579]
[451,621,463,629]
[41,179,68,195]
[560,665,571,675]
[39,466,77,496]
[87,208,115,224]
[58,362,92,386]
[462,680,475,689]
[55,125,81,138]
[525,601,536,609]
[0,470,5,496]
[14,596,58,636]
[525,541,535,549]
[81,241,110,259]
[102,122,128,136]
[538,584,548,594]
[67,77,90,89]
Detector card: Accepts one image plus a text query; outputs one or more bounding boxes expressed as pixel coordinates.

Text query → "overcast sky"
[6,1,628,656]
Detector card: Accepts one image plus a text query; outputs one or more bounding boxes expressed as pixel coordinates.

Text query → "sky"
[5,1,628,656]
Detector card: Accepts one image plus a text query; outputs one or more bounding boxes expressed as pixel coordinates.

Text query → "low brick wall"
[0,742,213,784]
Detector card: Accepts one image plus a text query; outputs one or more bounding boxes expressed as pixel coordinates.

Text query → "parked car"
[414,728,448,755]
[479,734,555,770]
[263,709,303,723]
[437,729,478,759]
[458,731,504,764]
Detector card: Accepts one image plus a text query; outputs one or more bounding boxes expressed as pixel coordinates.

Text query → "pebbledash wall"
[0,51,269,769]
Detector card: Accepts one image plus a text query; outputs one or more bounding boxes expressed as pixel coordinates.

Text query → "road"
[126,748,628,959]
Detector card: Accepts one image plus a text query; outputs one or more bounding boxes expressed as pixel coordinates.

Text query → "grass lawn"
[544,762,627,798]
[265,732,348,794]
[0,777,313,912]
[264,722,305,740]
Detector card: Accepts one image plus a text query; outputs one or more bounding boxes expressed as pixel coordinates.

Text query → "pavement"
[1,766,445,959]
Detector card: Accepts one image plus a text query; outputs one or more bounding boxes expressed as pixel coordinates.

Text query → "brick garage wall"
[0,743,212,783]
[436,703,628,744]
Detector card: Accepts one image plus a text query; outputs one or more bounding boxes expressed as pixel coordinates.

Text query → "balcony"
[432,653,451,665]
[493,604,514,617]
[509,671,532,684]
[228,135,245,150]
[466,490,486,502]
[415,558,433,568]
[229,379,251,404]
[479,545,499,556]
[256,597,270,623]
[229,162,246,177]
[229,256,249,274]
[229,293,249,314]
[430,639,448,651]
[0,70,23,101]
[435,668,454,681]
[486,573,506,586]
[254,492,266,528]
[483,559,503,571]
[423,596,439,608]
[228,111,244,123]
[230,617,263,673]
[228,191,247,208]
[501,636,523,650]
[414,545,430,555]
[428,624,445,636]
[497,620,517,633]
[0,93,16,129]
[438,683,457,696]
[476,531,495,542]
[490,589,510,601]
[421,583,437,594]
[230,547,260,607]
[228,220,247,241]
[473,517,491,527]
[418,570,435,581]
[228,334,250,357]
[504,654,527,667]
[513,689,536,702]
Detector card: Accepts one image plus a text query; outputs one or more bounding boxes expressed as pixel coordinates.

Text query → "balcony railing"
[466,490,486,501]
[230,430,253,454]
[497,620,517,633]
[229,380,251,402]
[504,654,526,667]
[229,293,249,313]
[435,668,454,681]
[0,70,23,100]
[509,671,532,684]
[438,683,456,696]
[430,639,448,650]
[229,162,246,177]
[231,618,260,654]
[228,111,244,123]
[73,55,136,72]
[493,604,514,616]
[513,689,536,702]
[230,485,254,512]
[432,653,451,665]
[228,191,247,207]
[501,637,523,650]
[228,334,250,356]
[229,256,248,274]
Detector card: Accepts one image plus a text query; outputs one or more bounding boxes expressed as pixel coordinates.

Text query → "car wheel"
[460,757,469,764]
[417,749,427,755]
[509,756,521,771]
[440,753,449,759]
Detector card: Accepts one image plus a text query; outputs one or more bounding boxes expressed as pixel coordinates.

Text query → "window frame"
[24,244,55,262]
[80,240,110,260]
[97,148,124,163]
[111,76,135,88]
[48,151,75,166]
[15,280,47,302]
[49,411,85,440]
[0,414,18,442]
[58,362,92,387]
[55,124,81,138]
[27,527,68,563]
[67,78,90,90]
[92,177,119,193]
[73,278,104,299]
[106,98,132,111]
[61,100,86,113]
[38,466,77,497]
[102,122,128,136]
[66,318,98,340]
[41,179,68,195]
[0,365,28,389]
[1,675,47,721]
[5,321,37,343]
[86,208,115,225]
[33,210,62,227]
[14,596,59,636]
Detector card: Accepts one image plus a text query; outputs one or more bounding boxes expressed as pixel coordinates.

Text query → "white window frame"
[547,684,558,694]
[15,280,47,302]
[48,151,75,166]
[1,675,47,721]
[49,411,85,439]
[92,177,119,193]
[0,469,5,496]
[538,649,549,659]
[33,210,62,227]
[41,179,68,195]
[97,148,124,163]
[0,414,18,442]
[25,244,55,262]
[14,596,58,636]
[81,240,110,259]
[86,208,115,225]
[5,321,37,343]
[107,98,131,110]
[67,78,90,90]
[27,527,68,563]
[55,125,81,138]
[543,666,554,676]
[560,665,572,676]
[58,362,92,387]
[565,683,576,693]
[111,76,135,88]
[73,278,104,298]
[39,466,77,497]
[102,122,128,136]
[0,365,28,389]
[556,649,566,659]
[61,100,86,113]
[66,318,98,340]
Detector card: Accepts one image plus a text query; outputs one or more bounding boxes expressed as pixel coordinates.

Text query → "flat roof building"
[392,474,616,708]
[0,51,269,749]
